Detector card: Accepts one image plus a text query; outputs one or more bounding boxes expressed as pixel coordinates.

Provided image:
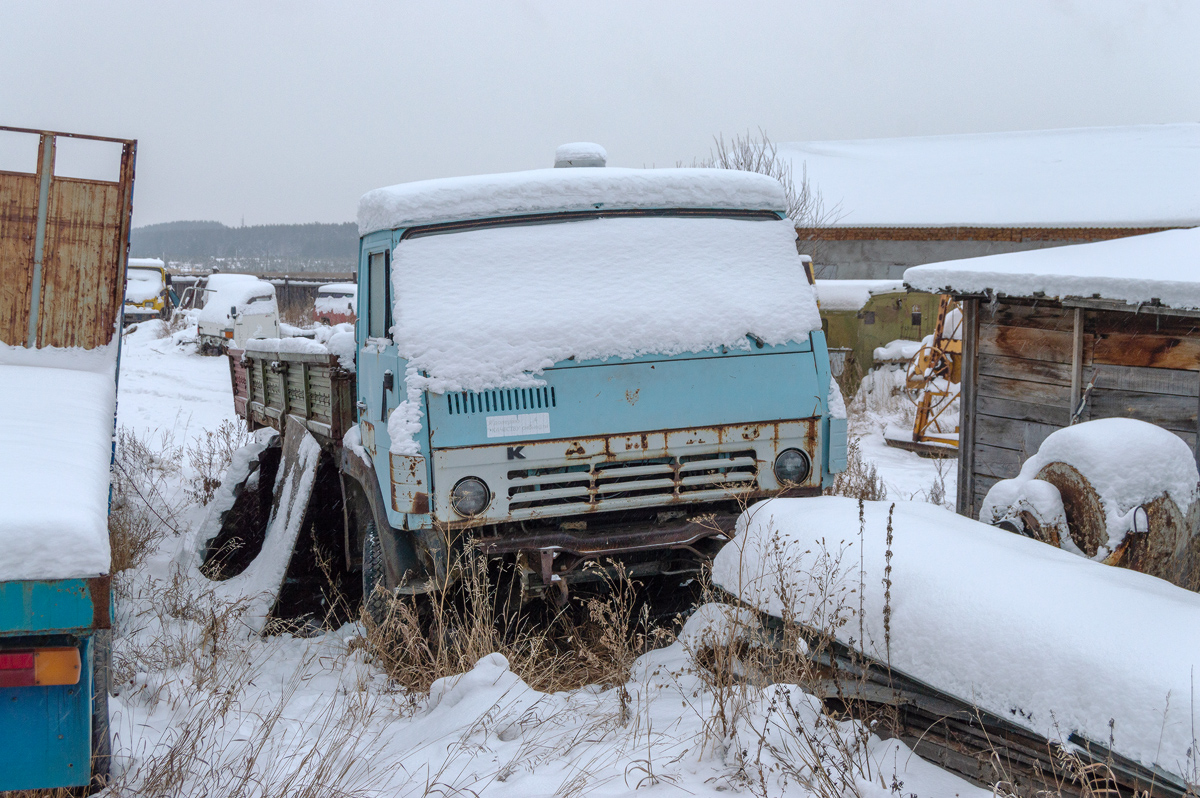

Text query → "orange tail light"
[0,647,81,687]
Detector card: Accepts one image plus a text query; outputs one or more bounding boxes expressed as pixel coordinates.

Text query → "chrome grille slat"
[594,463,675,479]
[505,449,759,512]
[679,456,756,472]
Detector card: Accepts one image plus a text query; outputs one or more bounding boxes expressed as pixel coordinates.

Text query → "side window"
[367,250,390,338]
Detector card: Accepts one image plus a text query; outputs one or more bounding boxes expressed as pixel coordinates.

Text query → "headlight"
[773,449,811,485]
[450,477,490,517]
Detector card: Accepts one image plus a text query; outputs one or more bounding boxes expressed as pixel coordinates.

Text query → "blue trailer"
[0,126,135,790]
[229,143,846,613]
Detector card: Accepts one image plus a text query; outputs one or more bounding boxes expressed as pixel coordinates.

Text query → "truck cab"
[348,144,847,605]
[123,258,173,323]
[195,274,281,355]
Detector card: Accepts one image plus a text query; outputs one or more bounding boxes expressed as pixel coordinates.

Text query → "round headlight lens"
[773,449,811,485]
[450,477,490,517]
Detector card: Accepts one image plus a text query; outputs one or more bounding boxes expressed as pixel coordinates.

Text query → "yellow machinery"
[887,296,961,456]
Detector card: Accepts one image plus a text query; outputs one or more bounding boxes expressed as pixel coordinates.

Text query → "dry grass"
[670,512,892,798]
[185,418,253,506]
[825,437,887,502]
[361,553,673,699]
[110,427,189,573]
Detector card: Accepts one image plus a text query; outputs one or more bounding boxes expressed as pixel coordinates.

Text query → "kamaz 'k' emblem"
[506,446,526,460]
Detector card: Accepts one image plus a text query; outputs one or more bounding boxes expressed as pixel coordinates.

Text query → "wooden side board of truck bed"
[230,348,355,444]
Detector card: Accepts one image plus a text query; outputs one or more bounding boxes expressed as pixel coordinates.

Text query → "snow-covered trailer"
[0,126,135,790]
[224,143,847,614]
[906,228,1200,588]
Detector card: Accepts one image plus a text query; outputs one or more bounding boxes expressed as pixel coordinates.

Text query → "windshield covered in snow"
[390,214,821,392]
[125,268,164,303]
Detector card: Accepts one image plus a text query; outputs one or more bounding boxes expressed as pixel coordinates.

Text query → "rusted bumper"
[475,513,739,588]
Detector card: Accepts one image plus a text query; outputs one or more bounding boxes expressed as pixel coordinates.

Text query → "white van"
[195,274,280,354]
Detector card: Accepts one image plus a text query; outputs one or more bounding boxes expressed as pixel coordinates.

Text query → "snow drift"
[713,496,1200,780]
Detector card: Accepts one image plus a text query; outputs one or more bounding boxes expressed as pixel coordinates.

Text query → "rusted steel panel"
[0,127,135,351]
[39,179,125,349]
[0,171,39,346]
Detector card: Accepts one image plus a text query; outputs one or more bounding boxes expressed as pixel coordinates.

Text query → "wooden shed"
[905,227,1200,520]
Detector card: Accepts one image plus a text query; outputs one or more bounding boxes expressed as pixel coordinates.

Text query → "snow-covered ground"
[106,322,982,797]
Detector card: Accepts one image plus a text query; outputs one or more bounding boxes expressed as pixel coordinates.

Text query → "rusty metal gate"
[0,126,136,350]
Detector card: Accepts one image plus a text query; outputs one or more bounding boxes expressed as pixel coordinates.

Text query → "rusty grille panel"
[507,450,758,512]
[447,386,556,415]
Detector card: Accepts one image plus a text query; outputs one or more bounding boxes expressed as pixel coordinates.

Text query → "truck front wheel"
[362,521,389,626]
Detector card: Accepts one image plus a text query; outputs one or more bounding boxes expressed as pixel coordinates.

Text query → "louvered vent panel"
[446,386,557,415]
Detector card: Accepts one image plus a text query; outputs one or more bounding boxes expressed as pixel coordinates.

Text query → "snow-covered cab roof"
[779,124,1200,229]
[317,282,357,295]
[904,226,1200,311]
[128,257,165,270]
[357,147,787,235]
[198,275,277,324]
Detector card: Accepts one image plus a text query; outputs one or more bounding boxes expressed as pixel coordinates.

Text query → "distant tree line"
[130,220,358,270]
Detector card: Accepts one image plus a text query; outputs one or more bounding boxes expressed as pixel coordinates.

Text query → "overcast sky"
[3,1,1197,227]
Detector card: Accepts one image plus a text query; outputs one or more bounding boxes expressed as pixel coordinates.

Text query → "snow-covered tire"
[362,521,390,626]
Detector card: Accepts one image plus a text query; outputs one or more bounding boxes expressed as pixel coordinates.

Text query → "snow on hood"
[390,215,820,393]
[815,279,905,311]
[125,267,164,304]
[197,276,278,325]
[905,226,1200,311]
[357,166,786,235]
[714,496,1200,780]
[781,123,1200,228]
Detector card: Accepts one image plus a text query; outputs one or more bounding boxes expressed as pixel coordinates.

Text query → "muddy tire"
[362,520,390,626]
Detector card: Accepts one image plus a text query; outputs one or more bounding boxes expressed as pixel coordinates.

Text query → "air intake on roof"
[554,142,606,168]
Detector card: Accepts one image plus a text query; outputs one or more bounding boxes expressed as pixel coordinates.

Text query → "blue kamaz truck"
[0,126,135,790]
[227,143,846,614]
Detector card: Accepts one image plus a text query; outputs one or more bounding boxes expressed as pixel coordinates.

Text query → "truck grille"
[507,450,758,513]
[447,387,556,415]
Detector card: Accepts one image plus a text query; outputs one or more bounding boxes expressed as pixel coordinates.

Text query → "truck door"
[357,245,399,473]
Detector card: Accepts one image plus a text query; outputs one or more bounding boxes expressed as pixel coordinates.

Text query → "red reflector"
[0,652,34,670]
[0,650,35,687]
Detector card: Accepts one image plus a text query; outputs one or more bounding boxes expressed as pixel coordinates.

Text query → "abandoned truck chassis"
[230,348,821,600]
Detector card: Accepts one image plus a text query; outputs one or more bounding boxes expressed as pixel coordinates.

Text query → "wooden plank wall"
[963,299,1200,517]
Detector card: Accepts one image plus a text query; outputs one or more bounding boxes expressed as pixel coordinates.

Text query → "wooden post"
[956,298,980,518]
[1069,307,1083,422]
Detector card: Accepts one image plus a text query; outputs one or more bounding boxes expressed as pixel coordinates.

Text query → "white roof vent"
[554,142,607,168]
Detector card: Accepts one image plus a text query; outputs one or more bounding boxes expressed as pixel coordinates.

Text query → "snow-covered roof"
[904,226,1200,310]
[0,362,114,581]
[128,258,165,269]
[780,124,1200,229]
[815,279,905,311]
[390,215,819,393]
[358,167,786,235]
[318,282,356,294]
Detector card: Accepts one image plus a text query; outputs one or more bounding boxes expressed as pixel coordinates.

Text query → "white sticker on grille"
[486,412,551,438]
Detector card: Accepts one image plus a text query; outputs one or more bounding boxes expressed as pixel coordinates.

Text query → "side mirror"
[230,305,238,319]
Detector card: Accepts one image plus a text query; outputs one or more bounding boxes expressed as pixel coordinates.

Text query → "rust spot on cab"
[625,388,640,405]
[411,492,430,514]
[565,441,585,457]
